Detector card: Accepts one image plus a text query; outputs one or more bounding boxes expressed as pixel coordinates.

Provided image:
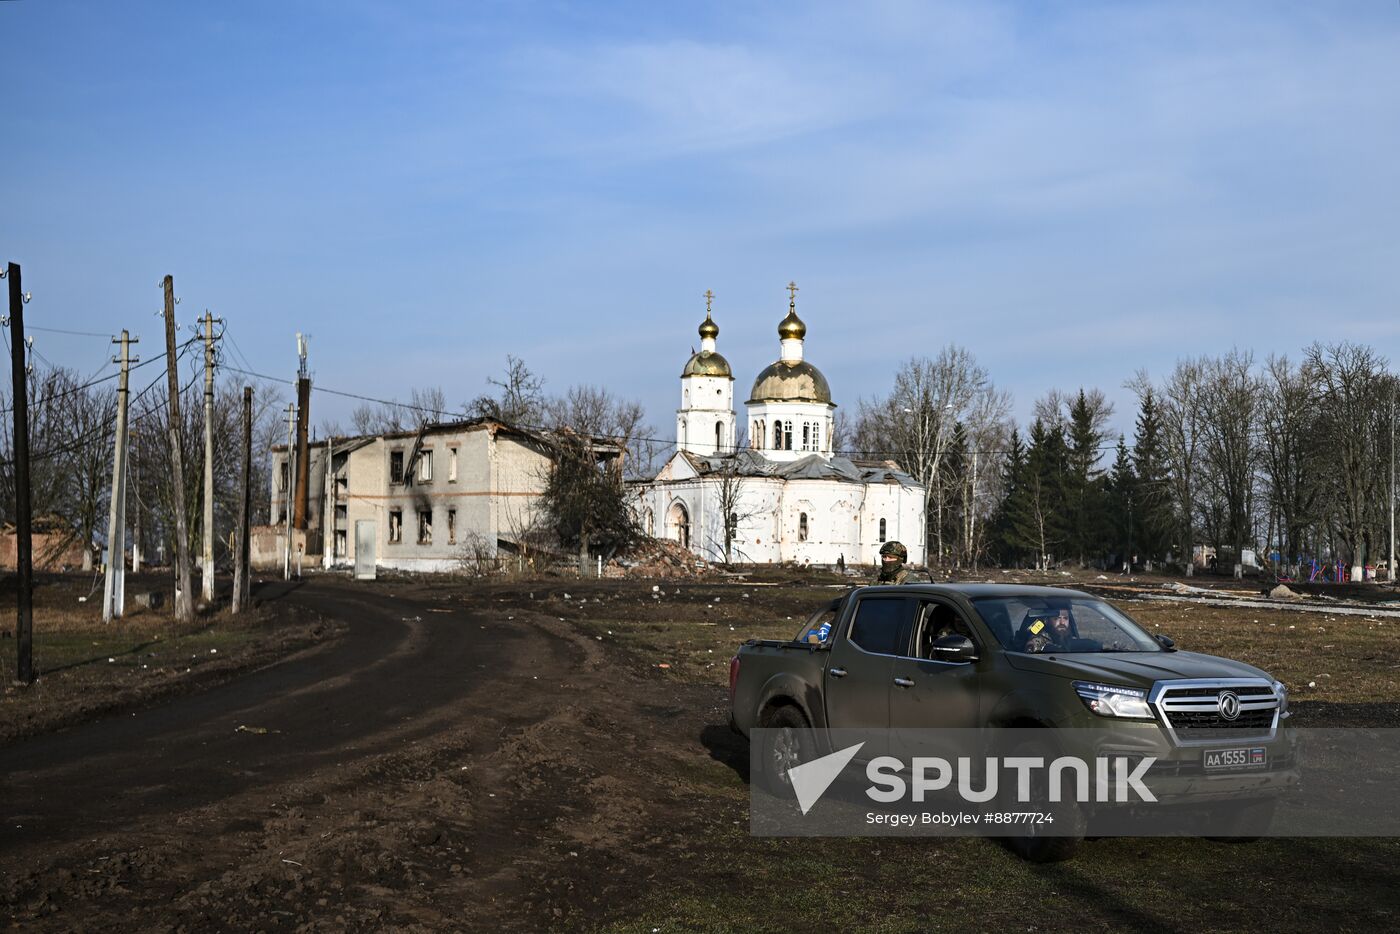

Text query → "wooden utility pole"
[162,275,194,623]
[103,331,137,622]
[5,263,34,684]
[201,310,219,603]
[233,386,253,613]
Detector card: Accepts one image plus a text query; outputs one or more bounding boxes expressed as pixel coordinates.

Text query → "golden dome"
[778,309,806,341]
[682,350,733,379]
[747,360,832,405]
[698,313,719,340]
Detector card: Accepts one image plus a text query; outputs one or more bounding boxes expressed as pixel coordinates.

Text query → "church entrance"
[668,501,690,549]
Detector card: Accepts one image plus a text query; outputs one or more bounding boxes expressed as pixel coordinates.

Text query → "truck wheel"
[1206,798,1276,842]
[1003,737,1086,864]
[756,706,814,799]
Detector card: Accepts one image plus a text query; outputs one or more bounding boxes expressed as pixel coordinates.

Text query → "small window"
[783,421,793,450]
[813,423,821,451]
[334,529,347,557]
[449,447,458,482]
[389,509,402,543]
[447,508,457,545]
[715,421,723,450]
[848,598,911,655]
[418,450,433,482]
[802,423,810,450]
[798,512,809,541]
[278,461,289,491]
[418,509,433,545]
[879,518,887,543]
[390,451,404,484]
[774,422,783,449]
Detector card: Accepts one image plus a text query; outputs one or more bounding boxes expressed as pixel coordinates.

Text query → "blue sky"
[4,0,1398,443]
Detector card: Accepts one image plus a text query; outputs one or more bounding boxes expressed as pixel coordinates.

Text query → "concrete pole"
[201,311,216,603]
[163,275,194,623]
[103,331,136,622]
[233,386,252,613]
[284,403,295,581]
[131,450,141,573]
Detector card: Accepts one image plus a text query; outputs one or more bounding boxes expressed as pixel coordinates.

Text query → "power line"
[24,325,115,339]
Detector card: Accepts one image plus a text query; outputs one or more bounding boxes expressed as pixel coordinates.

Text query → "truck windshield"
[971,596,1162,654]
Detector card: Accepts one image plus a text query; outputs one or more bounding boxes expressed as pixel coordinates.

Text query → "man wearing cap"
[877,541,913,585]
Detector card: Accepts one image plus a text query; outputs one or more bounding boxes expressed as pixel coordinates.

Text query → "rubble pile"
[606,537,711,579]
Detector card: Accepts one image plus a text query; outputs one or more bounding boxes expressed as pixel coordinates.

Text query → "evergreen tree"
[990,428,1029,566]
[1066,389,1111,564]
[1010,419,1070,569]
[1107,435,1137,568]
[1131,388,1173,561]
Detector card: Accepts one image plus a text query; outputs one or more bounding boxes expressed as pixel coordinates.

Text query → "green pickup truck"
[729,583,1298,861]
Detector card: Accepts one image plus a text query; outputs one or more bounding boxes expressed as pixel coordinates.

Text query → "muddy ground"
[3,570,1400,931]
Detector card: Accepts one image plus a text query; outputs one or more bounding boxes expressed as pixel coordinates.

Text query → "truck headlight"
[1073,681,1155,720]
[1273,680,1290,719]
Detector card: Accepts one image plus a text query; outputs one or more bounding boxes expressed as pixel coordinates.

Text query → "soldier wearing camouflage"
[877,540,912,585]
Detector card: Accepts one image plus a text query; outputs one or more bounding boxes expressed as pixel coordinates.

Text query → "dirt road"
[1,578,736,931]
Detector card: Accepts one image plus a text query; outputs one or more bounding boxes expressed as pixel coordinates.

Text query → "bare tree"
[469,355,546,426]
[1136,359,1207,575]
[1304,342,1387,580]
[853,346,1006,564]
[1259,355,1323,573]
[1197,350,1262,576]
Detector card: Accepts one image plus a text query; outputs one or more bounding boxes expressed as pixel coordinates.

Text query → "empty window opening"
[418,509,433,545]
[390,451,404,484]
[418,450,433,482]
[879,518,887,543]
[447,508,457,545]
[449,447,458,482]
[389,509,403,543]
[798,512,809,542]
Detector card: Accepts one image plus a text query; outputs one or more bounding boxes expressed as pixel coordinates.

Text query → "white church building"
[634,288,927,567]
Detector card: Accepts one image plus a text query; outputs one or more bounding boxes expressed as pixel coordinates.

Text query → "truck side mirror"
[929,634,977,663]
[1155,633,1177,651]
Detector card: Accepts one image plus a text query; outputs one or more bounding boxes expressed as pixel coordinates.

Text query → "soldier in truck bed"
[877,541,912,584]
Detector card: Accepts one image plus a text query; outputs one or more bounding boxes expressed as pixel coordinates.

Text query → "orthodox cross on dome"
[786,280,799,309]
[704,289,715,314]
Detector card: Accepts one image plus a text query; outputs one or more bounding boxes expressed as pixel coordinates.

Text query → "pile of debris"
[605,536,711,579]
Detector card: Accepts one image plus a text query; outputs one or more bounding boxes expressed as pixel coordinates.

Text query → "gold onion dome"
[777,309,806,341]
[682,350,732,378]
[748,360,832,405]
[698,313,719,340]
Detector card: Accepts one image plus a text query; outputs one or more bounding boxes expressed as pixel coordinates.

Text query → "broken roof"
[672,450,922,488]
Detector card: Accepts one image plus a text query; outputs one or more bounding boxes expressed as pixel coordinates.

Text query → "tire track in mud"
[1,580,743,931]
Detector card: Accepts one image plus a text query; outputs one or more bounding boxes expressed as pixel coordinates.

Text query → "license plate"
[1203,746,1267,771]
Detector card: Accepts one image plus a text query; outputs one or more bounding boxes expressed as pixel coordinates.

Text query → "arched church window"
[783,421,793,450]
[715,421,724,451]
[802,423,810,451]
[879,518,887,543]
[798,512,809,541]
[813,423,821,451]
[774,422,784,449]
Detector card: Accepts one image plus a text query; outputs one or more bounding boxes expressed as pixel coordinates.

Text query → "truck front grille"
[1153,681,1280,745]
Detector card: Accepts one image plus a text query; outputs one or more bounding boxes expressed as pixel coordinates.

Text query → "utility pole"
[132,450,141,573]
[103,331,137,622]
[163,275,194,623]
[1390,388,1396,584]
[201,310,220,604]
[293,334,311,532]
[284,402,296,581]
[233,385,253,613]
[5,263,34,684]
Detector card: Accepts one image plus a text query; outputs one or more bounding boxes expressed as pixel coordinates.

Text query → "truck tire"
[1002,736,1086,864]
[756,705,815,799]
